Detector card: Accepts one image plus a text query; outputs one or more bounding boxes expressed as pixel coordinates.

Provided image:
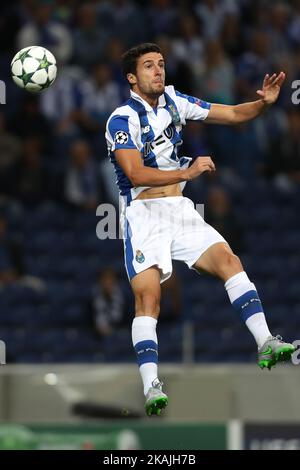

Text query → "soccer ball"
[11,46,57,93]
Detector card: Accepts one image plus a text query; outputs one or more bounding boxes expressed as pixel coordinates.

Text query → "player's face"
[131,52,165,99]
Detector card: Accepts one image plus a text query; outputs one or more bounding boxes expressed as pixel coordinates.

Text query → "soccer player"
[105,43,295,416]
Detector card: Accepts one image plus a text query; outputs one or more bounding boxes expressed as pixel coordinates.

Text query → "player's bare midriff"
[134,183,182,200]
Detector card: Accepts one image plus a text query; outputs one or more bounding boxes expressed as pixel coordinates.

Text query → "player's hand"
[185,156,216,181]
[256,71,286,105]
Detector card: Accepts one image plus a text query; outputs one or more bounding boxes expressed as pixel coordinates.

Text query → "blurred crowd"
[0,0,300,209]
[0,0,300,353]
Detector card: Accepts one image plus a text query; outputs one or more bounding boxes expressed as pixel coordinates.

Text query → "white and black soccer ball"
[11,46,57,93]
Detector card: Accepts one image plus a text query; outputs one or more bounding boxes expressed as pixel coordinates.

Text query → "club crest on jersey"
[135,250,145,263]
[115,131,128,144]
[168,104,181,124]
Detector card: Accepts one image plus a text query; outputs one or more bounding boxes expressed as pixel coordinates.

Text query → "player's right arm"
[107,112,215,187]
[115,149,215,186]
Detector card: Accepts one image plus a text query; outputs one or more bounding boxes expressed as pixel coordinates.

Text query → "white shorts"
[122,196,227,283]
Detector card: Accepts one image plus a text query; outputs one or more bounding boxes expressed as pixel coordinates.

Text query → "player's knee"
[218,252,243,279]
[135,291,160,316]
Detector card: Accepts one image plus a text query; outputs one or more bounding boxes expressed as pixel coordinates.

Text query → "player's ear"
[127,73,136,86]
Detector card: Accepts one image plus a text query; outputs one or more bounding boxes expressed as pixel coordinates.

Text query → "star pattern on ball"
[21,72,35,85]
[39,52,55,86]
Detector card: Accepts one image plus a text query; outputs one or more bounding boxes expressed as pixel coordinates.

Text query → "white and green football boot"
[145,379,168,417]
[258,335,295,370]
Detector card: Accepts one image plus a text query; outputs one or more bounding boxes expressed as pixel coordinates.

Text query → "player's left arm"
[205,72,286,125]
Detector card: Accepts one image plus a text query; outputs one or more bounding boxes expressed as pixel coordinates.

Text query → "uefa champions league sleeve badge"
[115,131,129,145]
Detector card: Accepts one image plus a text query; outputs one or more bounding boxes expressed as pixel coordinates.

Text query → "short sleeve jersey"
[105,85,211,201]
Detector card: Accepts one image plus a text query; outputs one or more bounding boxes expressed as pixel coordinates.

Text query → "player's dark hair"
[122,43,162,82]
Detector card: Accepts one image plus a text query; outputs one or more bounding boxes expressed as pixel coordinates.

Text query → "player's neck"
[144,95,159,109]
[133,89,159,109]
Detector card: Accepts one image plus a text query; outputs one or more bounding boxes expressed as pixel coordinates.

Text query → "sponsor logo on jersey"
[142,125,150,134]
[143,124,182,157]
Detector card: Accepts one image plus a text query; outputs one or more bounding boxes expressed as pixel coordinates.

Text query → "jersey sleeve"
[106,114,139,152]
[175,90,211,123]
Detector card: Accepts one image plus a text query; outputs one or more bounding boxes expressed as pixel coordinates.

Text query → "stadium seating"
[0,181,299,363]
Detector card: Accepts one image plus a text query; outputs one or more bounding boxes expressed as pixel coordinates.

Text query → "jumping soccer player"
[105,43,295,416]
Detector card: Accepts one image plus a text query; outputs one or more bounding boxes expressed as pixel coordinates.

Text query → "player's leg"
[131,266,168,415]
[193,242,272,349]
[193,242,295,368]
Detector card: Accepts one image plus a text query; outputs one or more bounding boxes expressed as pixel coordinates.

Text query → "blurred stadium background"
[0,0,300,450]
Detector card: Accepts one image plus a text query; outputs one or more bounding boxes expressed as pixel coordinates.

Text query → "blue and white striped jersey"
[105,85,211,201]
